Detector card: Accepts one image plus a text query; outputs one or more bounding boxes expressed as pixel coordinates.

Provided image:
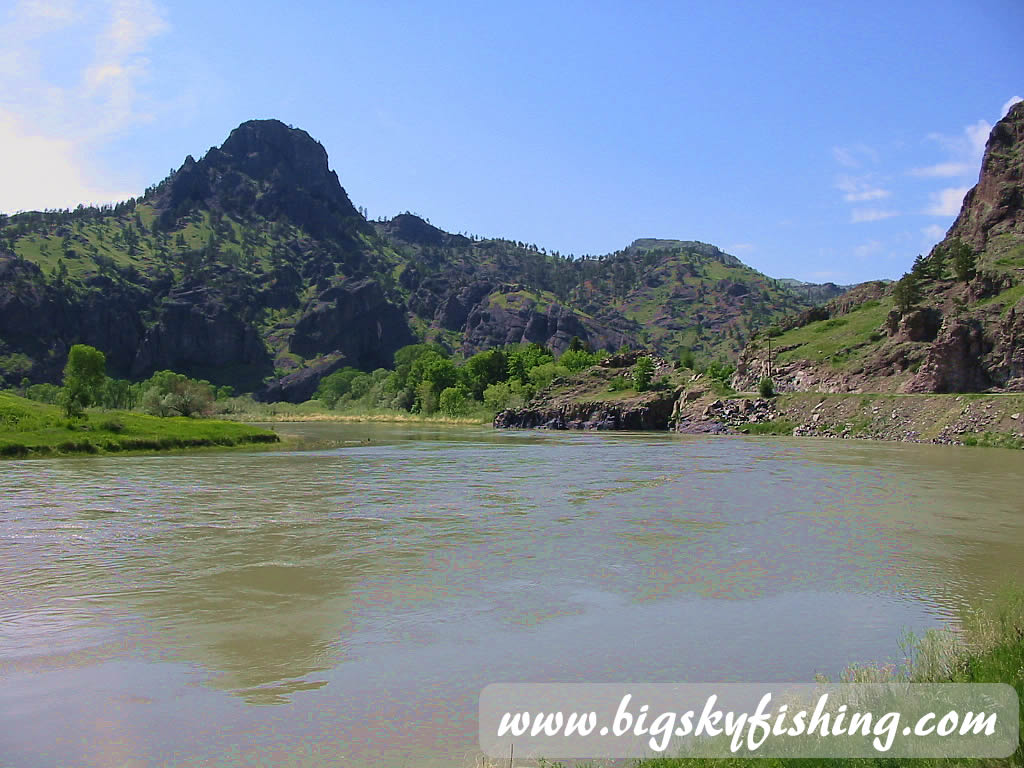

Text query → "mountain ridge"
[1,118,843,400]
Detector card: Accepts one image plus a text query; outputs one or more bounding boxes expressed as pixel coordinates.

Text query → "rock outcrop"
[495,391,677,430]
[900,318,992,393]
[130,287,272,387]
[948,101,1024,252]
[288,278,414,370]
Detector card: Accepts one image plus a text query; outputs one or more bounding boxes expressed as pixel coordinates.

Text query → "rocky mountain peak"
[947,101,1024,251]
[214,119,334,188]
[160,119,363,238]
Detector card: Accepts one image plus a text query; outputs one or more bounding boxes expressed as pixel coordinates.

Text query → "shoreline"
[495,389,1024,450]
[220,410,491,426]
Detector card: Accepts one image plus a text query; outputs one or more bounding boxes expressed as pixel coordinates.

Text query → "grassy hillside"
[0,392,278,458]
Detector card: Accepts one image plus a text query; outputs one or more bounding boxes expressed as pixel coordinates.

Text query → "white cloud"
[851,208,900,223]
[922,102,1016,179]
[908,161,972,178]
[0,0,167,213]
[1001,96,1023,118]
[0,111,134,212]
[925,187,969,217]
[833,143,879,169]
[964,119,991,158]
[921,224,946,242]
[729,243,754,253]
[852,240,884,260]
[910,98,1023,221]
[836,175,890,202]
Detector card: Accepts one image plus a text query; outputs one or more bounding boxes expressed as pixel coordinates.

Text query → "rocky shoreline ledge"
[494,355,1024,449]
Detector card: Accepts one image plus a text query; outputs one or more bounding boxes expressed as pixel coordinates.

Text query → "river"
[2,424,1023,766]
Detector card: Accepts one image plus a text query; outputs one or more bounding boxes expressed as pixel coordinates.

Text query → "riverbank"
[214,398,492,425]
[0,392,279,458]
[493,362,1024,449]
[680,391,1024,449]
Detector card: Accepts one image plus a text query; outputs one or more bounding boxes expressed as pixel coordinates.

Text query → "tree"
[164,378,213,417]
[911,254,929,279]
[315,367,362,408]
[505,343,553,385]
[438,387,468,417]
[483,380,529,412]
[99,378,133,410]
[632,356,655,392]
[949,238,976,282]
[527,361,570,390]
[892,272,921,313]
[759,377,776,398]
[138,370,213,417]
[61,344,106,417]
[458,348,507,399]
[928,246,947,280]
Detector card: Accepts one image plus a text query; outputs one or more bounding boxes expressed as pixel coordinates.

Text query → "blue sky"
[1,0,1021,283]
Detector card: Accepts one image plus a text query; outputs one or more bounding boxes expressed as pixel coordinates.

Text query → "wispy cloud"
[0,0,168,213]
[925,186,969,217]
[851,208,900,223]
[729,243,754,254]
[910,97,1022,222]
[852,239,884,260]
[922,100,1020,180]
[836,175,890,202]
[921,224,946,242]
[908,161,973,178]
[1001,96,1023,119]
[832,144,879,169]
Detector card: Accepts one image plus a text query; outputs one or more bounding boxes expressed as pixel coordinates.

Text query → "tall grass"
[215,396,493,425]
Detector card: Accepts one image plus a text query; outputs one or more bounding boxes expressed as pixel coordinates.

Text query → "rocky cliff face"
[948,102,1024,252]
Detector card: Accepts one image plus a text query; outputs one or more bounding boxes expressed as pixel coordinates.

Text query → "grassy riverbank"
[0,392,279,458]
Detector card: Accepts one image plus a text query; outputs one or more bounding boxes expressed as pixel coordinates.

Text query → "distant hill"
[734,101,1024,394]
[0,119,842,400]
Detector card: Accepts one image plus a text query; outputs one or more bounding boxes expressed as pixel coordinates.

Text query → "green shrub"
[558,348,599,372]
[632,356,655,391]
[758,377,775,398]
[608,376,630,392]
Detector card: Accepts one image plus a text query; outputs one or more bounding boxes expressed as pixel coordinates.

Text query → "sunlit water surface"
[2,424,1023,766]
